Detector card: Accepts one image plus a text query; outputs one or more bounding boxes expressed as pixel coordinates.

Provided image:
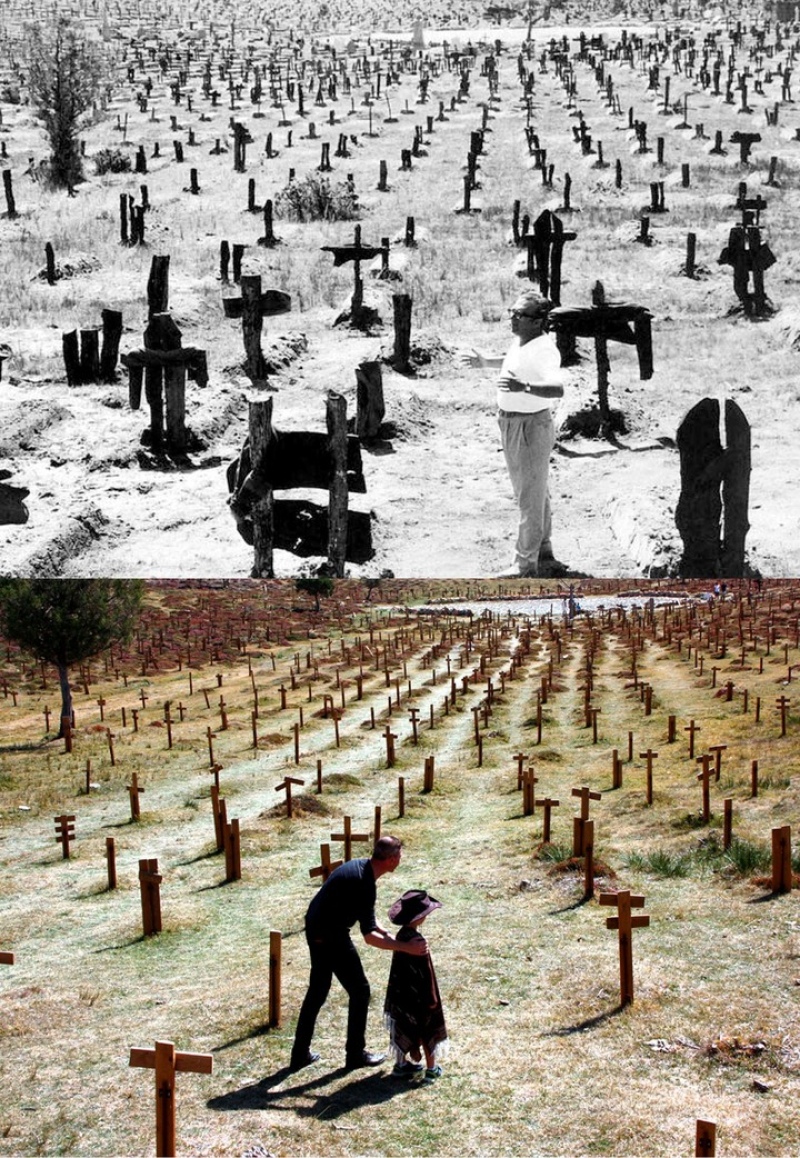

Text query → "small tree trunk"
[57,661,72,735]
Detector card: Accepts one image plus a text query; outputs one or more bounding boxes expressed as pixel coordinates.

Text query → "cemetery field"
[3,3,800,577]
[1,578,800,1156]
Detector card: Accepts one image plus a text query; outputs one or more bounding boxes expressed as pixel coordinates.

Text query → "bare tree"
[25,18,107,189]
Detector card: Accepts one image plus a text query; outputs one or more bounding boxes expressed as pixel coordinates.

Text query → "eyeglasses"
[510,310,546,320]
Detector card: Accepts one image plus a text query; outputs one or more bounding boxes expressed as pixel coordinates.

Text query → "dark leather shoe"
[345,1049,386,1069]
[289,1050,320,1071]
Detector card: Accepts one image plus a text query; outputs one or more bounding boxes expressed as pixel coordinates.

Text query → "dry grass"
[1,579,800,1155]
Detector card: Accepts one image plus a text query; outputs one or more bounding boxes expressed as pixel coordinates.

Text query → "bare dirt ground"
[1,14,798,580]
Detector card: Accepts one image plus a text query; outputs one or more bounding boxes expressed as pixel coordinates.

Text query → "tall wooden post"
[268,931,282,1027]
[248,398,275,577]
[326,390,349,577]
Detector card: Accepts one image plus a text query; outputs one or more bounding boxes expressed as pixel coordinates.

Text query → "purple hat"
[388,889,442,926]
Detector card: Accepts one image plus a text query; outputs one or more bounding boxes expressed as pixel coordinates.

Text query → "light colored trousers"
[498,409,555,574]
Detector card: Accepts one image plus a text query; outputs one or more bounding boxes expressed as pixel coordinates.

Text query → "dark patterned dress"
[384,925,448,1064]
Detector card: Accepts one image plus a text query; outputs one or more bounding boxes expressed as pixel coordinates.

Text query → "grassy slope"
[1,579,799,1155]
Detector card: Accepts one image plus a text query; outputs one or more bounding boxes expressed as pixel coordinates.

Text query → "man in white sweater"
[470,289,569,578]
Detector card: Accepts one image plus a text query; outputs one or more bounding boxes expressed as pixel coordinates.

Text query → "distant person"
[290,835,428,1072]
[467,289,570,578]
[384,889,449,1083]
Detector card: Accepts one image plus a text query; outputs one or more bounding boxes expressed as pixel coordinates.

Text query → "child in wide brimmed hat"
[383,889,449,1082]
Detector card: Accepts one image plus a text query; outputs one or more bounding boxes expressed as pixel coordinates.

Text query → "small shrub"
[623,849,691,877]
[723,838,772,876]
[535,841,573,863]
[94,147,132,175]
[274,173,359,222]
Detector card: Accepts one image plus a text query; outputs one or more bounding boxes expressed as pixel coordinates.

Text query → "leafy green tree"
[25,18,107,189]
[294,575,335,612]
[0,579,144,734]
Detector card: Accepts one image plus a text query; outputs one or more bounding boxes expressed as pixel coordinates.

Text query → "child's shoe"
[392,1060,425,1078]
[423,1065,443,1083]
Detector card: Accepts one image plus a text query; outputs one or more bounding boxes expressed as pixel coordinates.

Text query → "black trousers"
[292,930,371,1061]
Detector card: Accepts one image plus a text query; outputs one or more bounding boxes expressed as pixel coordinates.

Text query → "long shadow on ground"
[208,1064,413,1117]
[541,1005,626,1036]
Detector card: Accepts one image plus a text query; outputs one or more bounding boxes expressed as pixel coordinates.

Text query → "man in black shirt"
[290,834,428,1071]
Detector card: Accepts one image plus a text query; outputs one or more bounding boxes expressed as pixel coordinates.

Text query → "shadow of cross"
[548,280,653,440]
[129,1040,212,1158]
[599,890,650,1006]
[321,225,387,329]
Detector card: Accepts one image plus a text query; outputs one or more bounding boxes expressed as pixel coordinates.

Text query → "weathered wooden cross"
[227,393,373,577]
[549,281,653,439]
[536,796,560,843]
[321,225,388,330]
[121,314,208,453]
[518,209,577,305]
[675,395,751,578]
[771,825,793,894]
[331,816,370,861]
[275,775,305,818]
[129,1040,212,1158]
[309,842,343,883]
[128,772,145,820]
[599,889,650,1005]
[640,748,658,805]
[139,857,163,936]
[220,274,291,387]
[54,814,75,859]
[718,223,776,316]
[571,786,601,856]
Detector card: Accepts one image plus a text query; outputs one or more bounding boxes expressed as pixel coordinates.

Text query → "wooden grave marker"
[121,313,208,453]
[331,816,370,861]
[549,280,653,439]
[220,274,290,387]
[718,222,775,316]
[54,814,76,860]
[129,1040,212,1158]
[106,836,117,890]
[571,786,601,856]
[224,817,242,882]
[227,393,373,577]
[536,796,560,843]
[517,208,577,305]
[128,772,145,820]
[675,398,750,578]
[772,825,793,894]
[695,1119,716,1157]
[321,225,388,330]
[310,843,343,883]
[139,857,163,936]
[275,775,305,818]
[599,889,650,1005]
[268,931,282,1027]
